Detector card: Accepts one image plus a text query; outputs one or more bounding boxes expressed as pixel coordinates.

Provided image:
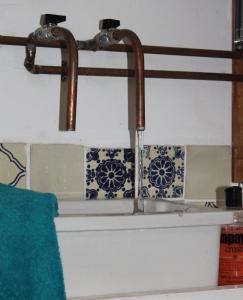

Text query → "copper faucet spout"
[113,29,145,131]
[78,27,145,131]
[24,26,78,131]
[51,27,78,131]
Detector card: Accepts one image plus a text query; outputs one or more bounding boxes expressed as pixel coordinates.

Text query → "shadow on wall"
[216,186,228,207]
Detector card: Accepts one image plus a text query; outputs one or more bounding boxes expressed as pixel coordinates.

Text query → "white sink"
[56,199,237,298]
[58,198,201,216]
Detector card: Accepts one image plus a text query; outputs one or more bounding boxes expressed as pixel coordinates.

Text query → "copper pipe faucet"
[78,19,145,214]
[24,14,78,131]
[78,19,145,131]
[113,29,145,131]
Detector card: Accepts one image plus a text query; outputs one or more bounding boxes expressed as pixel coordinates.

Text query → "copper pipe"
[32,65,243,81]
[0,35,63,48]
[79,29,145,130]
[100,44,243,59]
[24,28,78,131]
[112,29,145,130]
[3,32,243,59]
[2,34,243,59]
[51,27,78,131]
[73,44,243,59]
[78,68,243,81]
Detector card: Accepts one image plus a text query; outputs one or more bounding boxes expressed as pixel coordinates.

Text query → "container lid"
[225,186,242,208]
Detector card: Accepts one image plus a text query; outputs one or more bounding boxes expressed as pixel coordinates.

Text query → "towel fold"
[0,183,66,300]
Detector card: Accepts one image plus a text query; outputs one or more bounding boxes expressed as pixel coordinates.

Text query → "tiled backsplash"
[85,146,185,200]
[0,143,231,203]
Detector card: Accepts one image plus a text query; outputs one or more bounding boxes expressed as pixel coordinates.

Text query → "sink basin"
[56,198,236,298]
[58,198,200,216]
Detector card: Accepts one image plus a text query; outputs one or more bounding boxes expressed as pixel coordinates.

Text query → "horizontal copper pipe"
[0,35,63,48]
[1,34,243,59]
[101,44,243,59]
[33,65,243,81]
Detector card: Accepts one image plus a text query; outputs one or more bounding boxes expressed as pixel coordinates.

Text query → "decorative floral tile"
[85,145,185,200]
[0,143,26,188]
[141,146,185,199]
[86,148,134,199]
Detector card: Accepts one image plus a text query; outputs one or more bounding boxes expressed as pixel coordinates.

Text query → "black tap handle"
[40,14,66,26]
[99,19,120,30]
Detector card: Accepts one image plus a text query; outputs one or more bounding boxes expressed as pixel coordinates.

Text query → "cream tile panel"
[30,144,84,200]
[185,146,231,200]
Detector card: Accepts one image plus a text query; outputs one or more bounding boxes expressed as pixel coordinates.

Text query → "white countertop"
[68,285,243,300]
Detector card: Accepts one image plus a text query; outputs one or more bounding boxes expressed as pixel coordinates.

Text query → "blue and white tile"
[0,143,26,188]
[86,148,134,199]
[142,145,185,199]
[85,145,185,200]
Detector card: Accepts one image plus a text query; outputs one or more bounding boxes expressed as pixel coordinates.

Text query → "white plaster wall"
[0,0,232,147]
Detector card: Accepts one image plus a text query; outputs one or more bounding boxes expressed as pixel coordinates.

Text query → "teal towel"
[0,183,66,300]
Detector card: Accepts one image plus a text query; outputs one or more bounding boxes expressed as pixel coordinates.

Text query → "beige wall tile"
[0,143,26,188]
[30,144,84,200]
[185,146,231,200]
